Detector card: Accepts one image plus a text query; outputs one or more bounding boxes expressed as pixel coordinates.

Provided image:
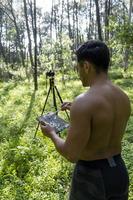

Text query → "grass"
[0,67,133,199]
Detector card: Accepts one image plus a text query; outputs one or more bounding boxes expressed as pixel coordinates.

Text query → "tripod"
[34,71,70,138]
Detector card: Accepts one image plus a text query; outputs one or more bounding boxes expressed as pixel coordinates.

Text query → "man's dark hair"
[76,40,110,73]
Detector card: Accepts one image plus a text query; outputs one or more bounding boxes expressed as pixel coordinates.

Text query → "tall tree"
[23,0,38,90]
[67,0,72,39]
[0,8,6,63]
[23,0,34,69]
[32,0,38,90]
[124,0,133,70]
[105,0,111,41]
[94,0,103,41]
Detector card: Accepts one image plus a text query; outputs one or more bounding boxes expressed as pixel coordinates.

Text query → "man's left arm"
[40,98,91,162]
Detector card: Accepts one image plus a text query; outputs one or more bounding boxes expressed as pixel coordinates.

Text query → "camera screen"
[37,112,69,133]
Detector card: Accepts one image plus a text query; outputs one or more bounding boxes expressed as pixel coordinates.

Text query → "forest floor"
[0,67,133,200]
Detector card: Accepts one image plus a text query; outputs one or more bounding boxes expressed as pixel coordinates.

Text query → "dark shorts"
[69,154,129,200]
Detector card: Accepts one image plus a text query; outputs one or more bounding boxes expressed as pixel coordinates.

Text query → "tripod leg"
[41,86,51,115]
[34,86,51,138]
[52,87,58,112]
[52,87,61,136]
[54,86,70,120]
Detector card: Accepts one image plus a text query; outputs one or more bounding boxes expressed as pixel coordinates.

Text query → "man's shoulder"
[71,92,95,113]
[75,92,94,103]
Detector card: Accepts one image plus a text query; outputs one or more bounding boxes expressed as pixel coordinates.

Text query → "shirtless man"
[40,40,131,200]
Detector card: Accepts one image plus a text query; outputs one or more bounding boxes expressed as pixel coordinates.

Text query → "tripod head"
[46,70,55,78]
[46,70,55,88]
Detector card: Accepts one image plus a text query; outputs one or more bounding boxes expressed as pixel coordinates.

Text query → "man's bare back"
[72,80,131,161]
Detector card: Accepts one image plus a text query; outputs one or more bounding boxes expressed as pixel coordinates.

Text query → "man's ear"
[83,61,91,74]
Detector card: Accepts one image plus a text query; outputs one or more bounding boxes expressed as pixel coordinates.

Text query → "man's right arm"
[61,102,72,111]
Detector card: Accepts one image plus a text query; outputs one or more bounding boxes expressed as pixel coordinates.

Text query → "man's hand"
[40,122,56,138]
[61,102,72,111]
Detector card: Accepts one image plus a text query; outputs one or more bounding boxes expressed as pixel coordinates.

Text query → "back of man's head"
[76,40,110,73]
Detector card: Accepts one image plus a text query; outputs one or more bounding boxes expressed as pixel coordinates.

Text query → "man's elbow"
[66,154,79,163]
[57,144,79,163]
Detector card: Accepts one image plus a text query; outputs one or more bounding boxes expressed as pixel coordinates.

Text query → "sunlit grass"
[0,67,133,199]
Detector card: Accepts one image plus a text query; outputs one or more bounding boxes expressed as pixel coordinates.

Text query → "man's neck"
[89,72,109,87]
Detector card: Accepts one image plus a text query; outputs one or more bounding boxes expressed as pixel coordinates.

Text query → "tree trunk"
[75,2,79,47]
[88,0,92,39]
[0,10,6,63]
[23,0,34,70]
[105,0,110,41]
[28,0,38,90]
[129,0,132,21]
[9,0,26,68]
[72,0,76,48]
[124,0,132,71]
[67,0,72,39]
[60,0,65,83]
[33,0,38,90]
[94,0,103,41]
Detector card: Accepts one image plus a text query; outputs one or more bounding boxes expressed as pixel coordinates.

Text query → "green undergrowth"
[0,67,133,199]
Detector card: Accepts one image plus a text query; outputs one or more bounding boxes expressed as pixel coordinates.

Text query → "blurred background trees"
[0,0,133,89]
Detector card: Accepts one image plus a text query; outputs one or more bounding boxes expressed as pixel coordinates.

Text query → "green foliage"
[0,67,133,199]
[108,17,133,68]
[109,16,133,46]
[39,35,73,73]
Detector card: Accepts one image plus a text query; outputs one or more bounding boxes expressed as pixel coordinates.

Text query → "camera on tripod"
[46,70,55,78]
[34,69,70,138]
